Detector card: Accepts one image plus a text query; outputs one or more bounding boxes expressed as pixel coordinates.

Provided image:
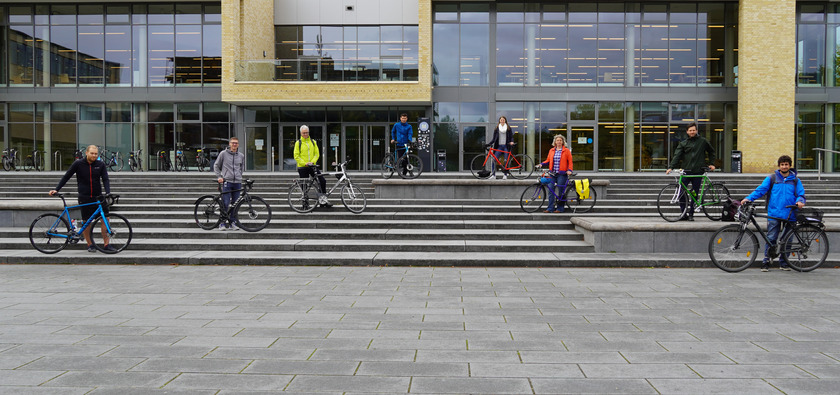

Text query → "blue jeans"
[764,218,792,263]
[221,182,241,226]
[546,173,568,212]
[493,146,510,176]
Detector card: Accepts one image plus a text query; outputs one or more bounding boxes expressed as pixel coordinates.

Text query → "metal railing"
[53,150,62,171]
[813,148,840,180]
[234,58,419,82]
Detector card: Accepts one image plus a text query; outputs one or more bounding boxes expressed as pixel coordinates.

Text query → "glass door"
[278,124,325,171]
[245,124,269,171]
[343,124,388,171]
[568,122,595,171]
[461,125,487,171]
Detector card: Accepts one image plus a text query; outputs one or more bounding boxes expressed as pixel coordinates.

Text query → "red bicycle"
[469,144,534,179]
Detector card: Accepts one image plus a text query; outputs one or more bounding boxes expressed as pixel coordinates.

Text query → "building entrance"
[567,122,596,171]
[342,124,388,171]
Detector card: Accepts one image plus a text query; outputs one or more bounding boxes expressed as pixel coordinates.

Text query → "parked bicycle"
[709,202,829,272]
[175,149,188,172]
[288,160,367,214]
[157,150,173,171]
[74,147,85,161]
[22,149,44,172]
[381,142,423,179]
[2,148,20,171]
[128,149,143,172]
[519,169,596,213]
[29,193,132,254]
[657,168,729,221]
[196,147,210,172]
[470,144,534,180]
[194,179,272,232]
[99,149,124,172]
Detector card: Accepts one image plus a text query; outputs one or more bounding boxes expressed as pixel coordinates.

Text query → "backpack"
[720,197,740,221]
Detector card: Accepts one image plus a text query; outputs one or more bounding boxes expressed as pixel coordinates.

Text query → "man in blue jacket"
[390,113,413,175]
[741,155,806,271]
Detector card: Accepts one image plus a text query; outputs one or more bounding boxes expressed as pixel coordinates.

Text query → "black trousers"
[297,167,327,194]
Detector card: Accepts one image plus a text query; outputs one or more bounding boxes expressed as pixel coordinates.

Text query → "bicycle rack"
[49,151,58,171]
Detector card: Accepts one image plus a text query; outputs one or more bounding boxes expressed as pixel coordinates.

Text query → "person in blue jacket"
[740,155,806,271]
[390,113,413,175]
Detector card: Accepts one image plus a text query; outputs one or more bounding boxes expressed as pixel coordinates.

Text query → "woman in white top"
[487,116,516,179]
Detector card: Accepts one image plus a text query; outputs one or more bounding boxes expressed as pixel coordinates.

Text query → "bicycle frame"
[216,182,253,219]
[734,205,802,258]
[48,198,112,242]
[484,146,520,170]
[669,172,714,207]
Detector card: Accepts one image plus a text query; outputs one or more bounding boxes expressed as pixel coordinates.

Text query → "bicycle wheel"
[3,157,10,171]
[36,156,44,171]
[23,157,33,172]
[234,195,271,232]
[175,157,186,172]
[107,158,118,172]
[381,156,395,179]
[129,157,138,172]
[194,195,223,230]
[508,154,535,179]
[702,182,730,221]
[341,183,367,214]
[657,183,689,222]
[91,214,133,254]
[708,224,759,272]
[198,157,208,172]
[398,154,423,179]
[469,155,493,179]
[519,183,547,213]
[29,213,70,254]
[564,185,597,213]
[781,224,829,272]
[288,181,317,213]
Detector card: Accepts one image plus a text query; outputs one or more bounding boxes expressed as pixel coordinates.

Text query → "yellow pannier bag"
[575,179,590,200]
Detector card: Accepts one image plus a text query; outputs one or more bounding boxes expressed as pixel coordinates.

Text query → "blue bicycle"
[28,194,132,254]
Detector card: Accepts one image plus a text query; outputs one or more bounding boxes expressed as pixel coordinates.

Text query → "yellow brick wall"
[222,0,432,105]
[738,0,796,173]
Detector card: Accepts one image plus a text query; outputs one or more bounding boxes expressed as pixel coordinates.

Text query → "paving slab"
[2,265,840,393]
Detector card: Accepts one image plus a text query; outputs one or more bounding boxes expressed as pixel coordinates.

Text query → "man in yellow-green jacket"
[294,125,330,207]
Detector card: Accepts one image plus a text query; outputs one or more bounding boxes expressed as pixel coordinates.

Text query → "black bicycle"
[381,142,423,179]
[175,149,188,172]
[194,179,272,232]
[128,149,143,172]
[709,202,829,272]
[23,149,44,172]
[196,148,210,172]
[100,149,124,172]
[158,150,173,171]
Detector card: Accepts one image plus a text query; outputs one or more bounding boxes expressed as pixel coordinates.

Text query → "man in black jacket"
[665,123,716,221]
[49,145,113,252]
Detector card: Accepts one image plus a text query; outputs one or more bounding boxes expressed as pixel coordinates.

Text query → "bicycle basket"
[477,169,490,178]
[796,208,824,224]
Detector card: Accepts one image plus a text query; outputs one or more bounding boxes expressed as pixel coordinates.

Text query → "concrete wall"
[738,0,796,173]
[275,0,419,25]
[373,179,609,200]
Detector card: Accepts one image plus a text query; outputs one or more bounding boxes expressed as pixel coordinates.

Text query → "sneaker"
[102,244,117,252]
[320,201,333,208]
[229,224,240,231]
[780,264,791,271]
[87,245,97,253]
[218,224,227,231]
[761,261,770,272]
[502,174,508,180]
[543,209,555,213]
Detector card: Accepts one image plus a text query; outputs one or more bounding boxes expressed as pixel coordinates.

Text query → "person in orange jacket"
[537,135,573,213]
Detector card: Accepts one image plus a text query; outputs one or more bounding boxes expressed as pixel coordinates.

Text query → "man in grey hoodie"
[214,137,245,230]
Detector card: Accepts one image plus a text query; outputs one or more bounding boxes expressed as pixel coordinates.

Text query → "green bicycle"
[657,168,730,222]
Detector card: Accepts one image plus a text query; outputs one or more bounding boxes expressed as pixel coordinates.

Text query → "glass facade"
[275,25,419,81]
[433,2,737,87]
[2,2,221,87]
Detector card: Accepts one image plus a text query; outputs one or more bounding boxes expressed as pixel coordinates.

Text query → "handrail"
[53,150,62,171]
[813,148,840,180]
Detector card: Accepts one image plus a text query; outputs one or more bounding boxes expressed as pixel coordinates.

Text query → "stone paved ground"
[1,265,839,394]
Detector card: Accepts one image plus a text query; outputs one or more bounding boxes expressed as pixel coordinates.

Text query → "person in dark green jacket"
[665,123,717,221]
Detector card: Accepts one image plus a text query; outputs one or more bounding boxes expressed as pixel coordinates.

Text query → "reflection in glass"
[105,25,131,86]
[51,25,77,86]
[148,24,174,85]
[497,24,524,85]
[796,124,822,170]
[460,24,489,86]
[78,25,105,85]
[798,24,825,86]
[9,25,34,86]
[567,24,596,85]
[175,24,201,84]
[539,24,568,85]
[203,24,221,84]
[433,24,458,85]
[669,23,696,85]
[598,23,624,84]
[462,125,486,170]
